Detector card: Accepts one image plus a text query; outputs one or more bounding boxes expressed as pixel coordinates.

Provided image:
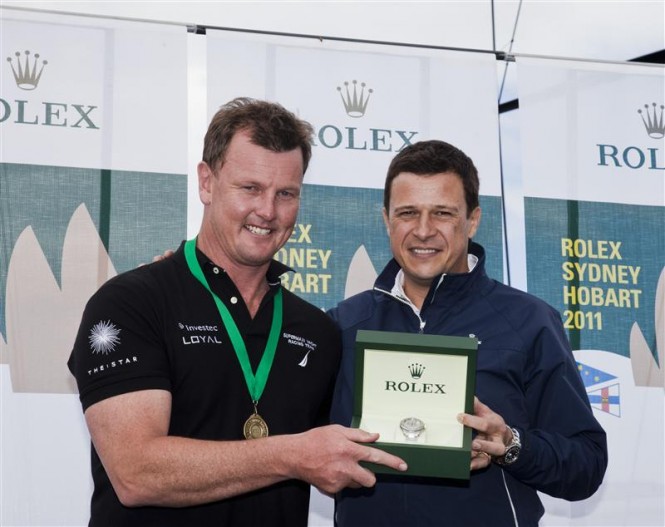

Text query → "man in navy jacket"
[329,140,607,526]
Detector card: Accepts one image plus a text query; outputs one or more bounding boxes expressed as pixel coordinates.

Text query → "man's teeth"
[412,248,436,254]
[246,225,271,235]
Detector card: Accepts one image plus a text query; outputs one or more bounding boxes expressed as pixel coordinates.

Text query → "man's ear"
[382,207,391,236]
[468,206,481,239]
[198,162,213,205]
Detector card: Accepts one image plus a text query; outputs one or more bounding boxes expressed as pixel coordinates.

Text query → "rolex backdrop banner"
[518,57,664,526]
[205,31,503,525]
[0,10,187,526]
[206,30,503,316]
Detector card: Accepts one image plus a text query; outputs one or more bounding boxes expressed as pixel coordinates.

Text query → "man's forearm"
[106,434,298,508]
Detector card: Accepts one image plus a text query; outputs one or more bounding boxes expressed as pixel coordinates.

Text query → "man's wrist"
[494,426,521,466]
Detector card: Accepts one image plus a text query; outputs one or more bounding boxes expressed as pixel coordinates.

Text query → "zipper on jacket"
[501,470,520,527]
[374,287,427,333]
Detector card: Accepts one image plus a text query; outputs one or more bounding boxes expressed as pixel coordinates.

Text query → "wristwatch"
[494,427,521,465]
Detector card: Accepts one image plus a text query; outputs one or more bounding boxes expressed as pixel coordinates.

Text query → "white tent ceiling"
[2,1,664,105]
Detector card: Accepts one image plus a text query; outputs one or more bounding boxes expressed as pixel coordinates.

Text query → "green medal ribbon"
[184,238,283,406]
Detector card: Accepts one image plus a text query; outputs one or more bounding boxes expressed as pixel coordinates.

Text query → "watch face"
[504,446,520,463]
[399,417,426,441]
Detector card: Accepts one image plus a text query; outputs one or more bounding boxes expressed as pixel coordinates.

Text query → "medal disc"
[243,413,269,439]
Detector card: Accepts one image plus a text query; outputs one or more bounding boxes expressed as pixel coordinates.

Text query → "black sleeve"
[67,271,172,411]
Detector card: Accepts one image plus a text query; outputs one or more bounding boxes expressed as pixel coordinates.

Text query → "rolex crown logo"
[7,50,48,91]
[408,362,425,379]
[337,80,373,118]
[637,102,665,139]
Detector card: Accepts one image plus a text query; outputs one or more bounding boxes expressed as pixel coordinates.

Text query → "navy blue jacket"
[329,242,607,527]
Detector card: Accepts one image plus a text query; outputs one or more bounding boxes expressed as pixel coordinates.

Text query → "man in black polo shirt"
[68,97,406,527]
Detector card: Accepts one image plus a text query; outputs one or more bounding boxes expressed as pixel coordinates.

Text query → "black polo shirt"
[68,242,341,527]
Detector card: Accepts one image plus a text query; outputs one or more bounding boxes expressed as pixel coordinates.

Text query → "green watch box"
[352,330,478,480]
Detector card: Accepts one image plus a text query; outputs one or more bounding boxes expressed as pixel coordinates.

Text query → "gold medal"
[243,403,269,439]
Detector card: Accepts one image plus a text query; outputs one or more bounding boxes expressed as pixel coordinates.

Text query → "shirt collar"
[390,253,479,314]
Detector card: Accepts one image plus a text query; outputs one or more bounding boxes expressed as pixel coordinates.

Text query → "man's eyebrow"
[392,204,458,211]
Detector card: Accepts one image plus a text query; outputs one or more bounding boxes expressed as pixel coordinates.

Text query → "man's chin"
[232,248,276,267]
[403,270,442,287]
[403,262,446,279]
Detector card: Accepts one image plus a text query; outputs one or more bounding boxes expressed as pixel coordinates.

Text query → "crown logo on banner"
[337,80,373,117]
[6,50,48,90]
[637,102,665,139]
[408,362,425,379]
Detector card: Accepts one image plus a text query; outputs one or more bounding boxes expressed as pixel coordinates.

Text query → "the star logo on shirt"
[89,320,121,355]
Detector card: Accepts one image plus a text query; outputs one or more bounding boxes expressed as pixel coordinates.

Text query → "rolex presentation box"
[352,330,477,480]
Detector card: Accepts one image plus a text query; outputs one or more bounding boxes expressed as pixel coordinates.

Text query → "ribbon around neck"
[184,238,283,404]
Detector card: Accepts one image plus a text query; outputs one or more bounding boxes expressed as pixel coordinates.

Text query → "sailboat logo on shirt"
[298,350,311,367]
[283,332,317,367]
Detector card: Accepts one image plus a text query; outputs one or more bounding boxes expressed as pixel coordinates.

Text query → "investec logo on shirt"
[2,49,100,129]
[312,79,418,153]
[178,323,222,345]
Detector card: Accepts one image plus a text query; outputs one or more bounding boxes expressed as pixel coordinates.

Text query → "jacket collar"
[374,241,487,310]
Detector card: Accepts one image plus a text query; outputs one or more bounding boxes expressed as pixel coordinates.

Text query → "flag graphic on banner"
[587,383,621,417]
[577,361,621,417]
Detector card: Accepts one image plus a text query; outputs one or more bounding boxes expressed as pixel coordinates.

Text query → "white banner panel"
[1,10,187,526]
[519,58,664,206]
[206,31,502,195]
[518,56,664,527]
[1,11,187,172]
[205,30,503,524]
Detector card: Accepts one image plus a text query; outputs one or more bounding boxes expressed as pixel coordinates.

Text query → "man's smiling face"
[198,129,303,273]
[383,171,480,301]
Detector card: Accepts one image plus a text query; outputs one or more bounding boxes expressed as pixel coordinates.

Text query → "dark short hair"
[384,140,480,217]
[202,97,314,173]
